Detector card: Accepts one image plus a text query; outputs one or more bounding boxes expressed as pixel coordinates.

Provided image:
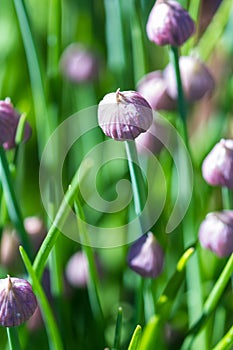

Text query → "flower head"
[98,89,153,141]
[60,43,99,83]
[0,275,37,327]
[146,0,195,47]
[202,139,233,189]
[127,232,164,278]
[164,56,215,102]
[0,98,31,150]
[199,211,233,257]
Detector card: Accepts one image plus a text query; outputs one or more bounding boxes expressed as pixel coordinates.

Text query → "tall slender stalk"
[170,45,205,349]
[170,46,189,150]
[124,141,146,218]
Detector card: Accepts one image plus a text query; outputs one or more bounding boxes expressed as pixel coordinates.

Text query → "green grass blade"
[13,0,49,156]
[128,325,142,350]
[212,323,233,350]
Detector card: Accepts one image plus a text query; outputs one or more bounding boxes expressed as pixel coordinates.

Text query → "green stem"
[47,0,61,79]
[0,147,31,255]
[19,246,63,350]
[222,187,233,210]
[33,162,92,280]
[7,328,21,350]
[170,46,204,347]
[48,182,63,297]
[124,141,148,326]
[124,141,146,218]
[170,46,190,151]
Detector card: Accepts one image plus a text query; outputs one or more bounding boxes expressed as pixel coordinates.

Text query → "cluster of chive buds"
[0,1,228,334]
[199,139,233,257]
[97,0,220,277]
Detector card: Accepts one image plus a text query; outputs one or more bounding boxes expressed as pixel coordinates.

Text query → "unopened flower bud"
[0,275,37,327]
[202,139,233,189]
[146,0,195,47]
[0,98,31,150]
[127,232,164,278]
[164,56,215,102]
[199,211,233,257]
[137,71,176,111]
[98,89,153,141]
[60,43,99,83]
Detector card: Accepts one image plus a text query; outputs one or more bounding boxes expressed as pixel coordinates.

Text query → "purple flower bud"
[164,56,215,102]
[60,43,99,83]
[146,0,195,47]
[127,232,164,278]
[0,98,32,150]
[137,71,176,111]
[0,275,37,327]
[202,139,233,189]
[198,211,233,257]
[65,252,90,288]
[98,89,153,141]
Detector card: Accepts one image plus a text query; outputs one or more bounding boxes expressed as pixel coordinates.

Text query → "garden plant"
[0,0,233,349]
